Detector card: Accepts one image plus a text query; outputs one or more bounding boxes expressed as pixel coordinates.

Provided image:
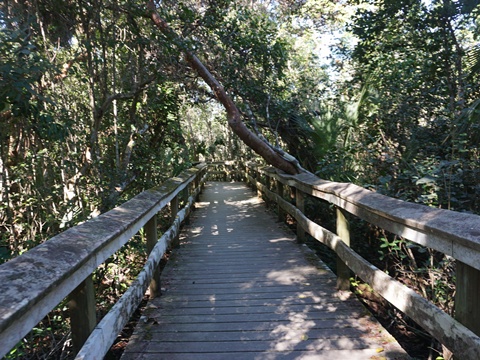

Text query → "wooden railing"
[1,160,479,359]
[244,162,480,359]
[206,160,245,182]
[0,163,208,359]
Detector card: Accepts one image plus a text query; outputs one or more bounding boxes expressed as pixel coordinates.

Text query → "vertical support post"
[69,275,96,353]
[295,188,306,243]
[455,261,480,337]
[256,169,262,198]
[239,162,245,182]
[183,184,191,224]
[170,195,180,248]
[145,215,161,298]
[194,173,200,200]
[243,163,247,182]
[336,207,351,290]
[276,179,285,222]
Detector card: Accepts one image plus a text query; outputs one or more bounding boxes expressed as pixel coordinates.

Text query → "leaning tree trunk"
[146,1,299,175]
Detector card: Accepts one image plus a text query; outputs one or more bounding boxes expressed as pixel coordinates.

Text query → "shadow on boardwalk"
[121,182,410,360]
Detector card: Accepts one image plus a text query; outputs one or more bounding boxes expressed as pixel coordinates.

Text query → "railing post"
[69,275,96,353]
[455,262,480,337]
[239,162,245,182]
[194,172,200,200]
[184,183,191,224]
[170,194,180,248]
[266,174,272,194]
[336,207,351,290]
[255,169,262,198]
[145,215,161,298]
[276,179,285,222]
[295,188,306,243]
[241,163,251,187]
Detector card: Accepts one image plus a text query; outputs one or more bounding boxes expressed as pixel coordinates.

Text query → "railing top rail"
[248,163,480,270]
[245,161,480,358]
[0,163,207,356]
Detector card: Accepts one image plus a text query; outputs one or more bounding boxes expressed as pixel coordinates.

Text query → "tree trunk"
[146,1,298,175]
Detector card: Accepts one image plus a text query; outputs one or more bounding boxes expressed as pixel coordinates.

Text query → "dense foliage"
[0,0,479,358]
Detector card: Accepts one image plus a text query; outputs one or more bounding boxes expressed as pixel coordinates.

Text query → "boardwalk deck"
[121,182,409,360]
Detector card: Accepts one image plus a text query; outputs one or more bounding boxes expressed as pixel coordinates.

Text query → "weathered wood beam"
[68,276,96,352]
[145,216,161,298]
[455,262,480,337]
[295,188,306,243]
[335,207,351,291]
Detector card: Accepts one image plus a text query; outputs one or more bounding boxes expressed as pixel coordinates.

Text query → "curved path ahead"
[121,182,409,360]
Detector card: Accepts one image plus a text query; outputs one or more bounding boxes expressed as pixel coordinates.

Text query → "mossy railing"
[0,163,208,359]
[244,162,480,360]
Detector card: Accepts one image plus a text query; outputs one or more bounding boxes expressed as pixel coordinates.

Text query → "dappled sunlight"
[195,201,210,208]
[224,197,263,206]
[334,290,354,301]
[187,226,204,235]
[269,237,295,243]
[266,267,318,285]
[210,224,219,235]
[239,282,255,290]
[271,320,317,352]
[208,295,216,305]
[270,326,312,341]
[295,291,322,303]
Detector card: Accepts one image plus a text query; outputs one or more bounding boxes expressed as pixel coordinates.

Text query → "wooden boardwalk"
[121,182,409,360]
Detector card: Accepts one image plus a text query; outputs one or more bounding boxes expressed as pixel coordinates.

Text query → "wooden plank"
[142,310,367,324]
[160,280,336,291]
[130,338,396,353]
[336,207,351,290]
[122,349,408,360]
[128,318,382,334]
[148,302,358,315]
[145,216,160,298]
[456,261,480,337]
[152,295,354,309]
[128,327,369,342]
[122,182,408,360]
